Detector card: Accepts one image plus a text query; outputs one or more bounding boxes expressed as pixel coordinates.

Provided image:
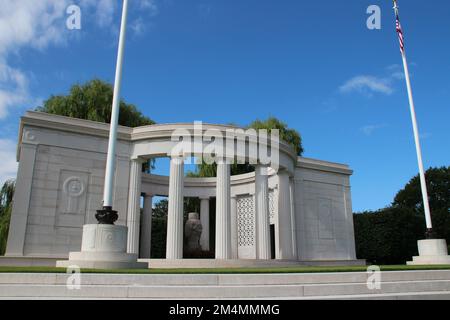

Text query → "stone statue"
[184,212,203,251]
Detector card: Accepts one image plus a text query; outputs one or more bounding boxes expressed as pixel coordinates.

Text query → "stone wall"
[294,159,356,261]
[6,112,357,262]
[6,122,132,258]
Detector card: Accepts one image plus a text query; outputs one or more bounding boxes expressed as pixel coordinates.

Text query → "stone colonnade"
[127,157,297,260]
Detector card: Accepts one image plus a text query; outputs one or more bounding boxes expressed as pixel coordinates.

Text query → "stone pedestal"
[56,224,147,269]
[407,239,450,265]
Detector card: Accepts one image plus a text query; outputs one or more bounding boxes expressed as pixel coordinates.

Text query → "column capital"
[130,156,146,164]
[277,168,293,178]
[216,157,232,165]
[170,155,185,165]
[256,163,270,168]
[199,196,210,201]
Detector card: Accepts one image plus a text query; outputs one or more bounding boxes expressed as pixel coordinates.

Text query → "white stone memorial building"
[5,111,361,266]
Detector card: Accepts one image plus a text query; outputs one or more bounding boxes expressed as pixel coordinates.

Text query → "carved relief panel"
[56,170,90,228]
[318,198,334,240]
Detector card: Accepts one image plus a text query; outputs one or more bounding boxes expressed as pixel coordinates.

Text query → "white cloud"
[420,132,432,139]
[339,64,412,97]
[0,0,160,118]
[0,0,69,56]
[140,0,159,16]
[0,139,18,185]
[129,0,159,36]
[0,0,72,118]
[80,0,117,28]
[81,0,158,33]
[0,0,160,180]
[340,76,393,96]
[0,63,29,118]
[130,18,146,36]
[361,124,387,136]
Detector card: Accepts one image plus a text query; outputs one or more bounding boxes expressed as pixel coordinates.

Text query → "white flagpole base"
[56,225,147,269]
[407,239,450,265]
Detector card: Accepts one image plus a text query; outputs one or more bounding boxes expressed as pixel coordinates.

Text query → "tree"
[153,199,168,219]
[0,180,15,255]
[248,117,303,156]
[393,167,450,213]
[1,79,157,255]
[37,79,156,172]
[354,166,450,264]
[393,166,450,244]
[36,79,155,128]
[354,207,424,264]
[188,117,303,178]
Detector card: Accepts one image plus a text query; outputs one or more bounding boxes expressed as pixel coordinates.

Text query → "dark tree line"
[354,167,450,264]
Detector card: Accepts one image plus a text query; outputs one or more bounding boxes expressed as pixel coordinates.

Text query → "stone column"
[139,194,153,259]
[289,178,298,259]
[277,170,294,260]
[166,157,184,259]
[215,159,231,260]
[126,159,143,255]
[255,165,271,260]
[199,197,210,251]
[230,195,238,259]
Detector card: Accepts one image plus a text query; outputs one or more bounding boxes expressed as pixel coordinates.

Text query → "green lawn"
[0,265,450,274]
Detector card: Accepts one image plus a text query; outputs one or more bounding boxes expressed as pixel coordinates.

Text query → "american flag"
[396,13,405,54]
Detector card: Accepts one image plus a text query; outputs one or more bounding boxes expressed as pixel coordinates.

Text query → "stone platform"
[408,239,450,266]
[0,257,366,269]
[56,224,147,269]
[1,270,450,299]
[139,259,367,269]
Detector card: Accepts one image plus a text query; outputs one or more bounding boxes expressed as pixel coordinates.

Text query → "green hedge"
[354,207,425,265]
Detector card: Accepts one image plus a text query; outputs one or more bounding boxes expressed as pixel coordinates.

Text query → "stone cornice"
[17,112,353,175]
[142,171,262,187]
[19,111,132,141]
[18,111,299,162]
[296,157,353,175]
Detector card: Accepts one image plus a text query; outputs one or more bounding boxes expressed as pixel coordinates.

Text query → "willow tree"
[36,79,155,128]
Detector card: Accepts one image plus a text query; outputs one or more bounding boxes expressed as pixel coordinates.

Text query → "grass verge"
[0,264,450,274]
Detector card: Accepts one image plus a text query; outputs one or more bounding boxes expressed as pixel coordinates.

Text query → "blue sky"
[0,0,449,212]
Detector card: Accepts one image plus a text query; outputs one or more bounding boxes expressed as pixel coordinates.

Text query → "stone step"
[1,271,450,299]
[1,270,450,286]
[1,280,450,299]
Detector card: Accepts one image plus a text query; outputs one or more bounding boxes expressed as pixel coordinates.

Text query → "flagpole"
[393,0,433,237]
[96,0,129,224]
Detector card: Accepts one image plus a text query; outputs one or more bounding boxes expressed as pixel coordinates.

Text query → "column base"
[407,239,450,265]
[56,224,147,270]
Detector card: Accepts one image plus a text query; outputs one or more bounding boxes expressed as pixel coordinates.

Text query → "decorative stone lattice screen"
[236,195,256,259]
[268,190,276,225]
